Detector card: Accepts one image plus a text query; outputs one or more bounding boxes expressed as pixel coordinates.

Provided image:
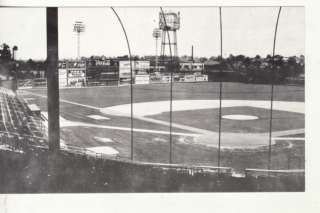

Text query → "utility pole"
[46,7,60,152]
[12,46,18,91]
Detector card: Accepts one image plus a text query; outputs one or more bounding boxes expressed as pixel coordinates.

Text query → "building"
[179,62,204,72]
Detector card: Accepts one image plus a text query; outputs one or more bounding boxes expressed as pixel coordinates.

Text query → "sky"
[0,7,304,60]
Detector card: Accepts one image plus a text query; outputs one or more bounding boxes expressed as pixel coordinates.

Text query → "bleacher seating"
[0,87,45,149]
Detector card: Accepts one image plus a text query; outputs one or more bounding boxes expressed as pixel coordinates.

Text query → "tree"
[235,54,245,62]
[208,56,217,61]
[199,57,208,63]
[27,58,35,70]
[0,43,12,61]
[12,46,18,60]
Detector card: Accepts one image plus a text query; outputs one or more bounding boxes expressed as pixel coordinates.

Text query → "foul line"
[23,91,101,110]
[23,91,212,135]
[64,121,199,137]
[27,91,200,137]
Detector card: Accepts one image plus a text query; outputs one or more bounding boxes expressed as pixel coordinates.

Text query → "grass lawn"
[148,106,304,133]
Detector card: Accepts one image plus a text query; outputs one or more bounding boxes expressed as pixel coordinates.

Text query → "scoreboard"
[58,61,87,87]
[119,60,150,78]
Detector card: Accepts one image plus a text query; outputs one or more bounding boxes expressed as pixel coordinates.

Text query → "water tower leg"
[161,31,166,59]
[173,30,178,58]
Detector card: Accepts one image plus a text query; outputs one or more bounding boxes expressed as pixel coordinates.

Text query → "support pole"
[160,7,174,164]
[217,7,223,170]
[191,45,194,63]
[111,7,134,160]
[173,30,178,58]
[46,7,60,152]
[268,6,282,171]
[155,37,158,72]
[77,32,80,61]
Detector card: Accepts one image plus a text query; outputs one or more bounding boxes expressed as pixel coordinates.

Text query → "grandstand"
[0,87,45,151]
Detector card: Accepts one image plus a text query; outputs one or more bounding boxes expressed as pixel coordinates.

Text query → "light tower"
[12,45,18,91]
[152,28,161,72]
[73,21,85,61]
[159,11,180,61]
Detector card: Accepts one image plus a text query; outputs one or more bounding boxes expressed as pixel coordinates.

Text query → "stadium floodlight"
[73,21,85,61]
[152,28,161,72]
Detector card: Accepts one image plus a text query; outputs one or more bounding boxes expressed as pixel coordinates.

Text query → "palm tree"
[12,46,18,60]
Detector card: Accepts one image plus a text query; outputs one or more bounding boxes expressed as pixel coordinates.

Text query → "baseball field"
[18,82,305,173]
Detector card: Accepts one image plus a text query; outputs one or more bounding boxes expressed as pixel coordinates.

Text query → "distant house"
[179,62,204,72]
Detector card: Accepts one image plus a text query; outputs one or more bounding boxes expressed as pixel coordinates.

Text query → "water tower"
[159,11,180,61]
[152,28,161,72]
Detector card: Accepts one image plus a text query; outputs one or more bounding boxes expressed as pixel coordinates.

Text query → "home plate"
[94,137,114,143]
[87,115,110,120]
[86,146,119,156]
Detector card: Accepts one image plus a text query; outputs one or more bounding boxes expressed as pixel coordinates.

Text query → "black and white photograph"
[0,4,306,193]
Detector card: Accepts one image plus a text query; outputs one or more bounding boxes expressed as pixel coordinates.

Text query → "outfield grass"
[148,106,304,133]
[26,82,304,107]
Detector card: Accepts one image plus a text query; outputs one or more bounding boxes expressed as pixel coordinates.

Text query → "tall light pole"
[12,45,18,91]
[153,28,161,72]
[73,21,85,61]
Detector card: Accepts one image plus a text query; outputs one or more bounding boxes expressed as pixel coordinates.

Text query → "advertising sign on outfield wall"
[134,61,150,70]
[58,69,67,78]
[59,78,68,87]
[119,60,150,78]
[161,75,172,83]
[184,74,196,82]
[195,75,208,82]
[119,61,133,78]
[68,69,85,78]
[58,69,68,87]
[135,74,150,85]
